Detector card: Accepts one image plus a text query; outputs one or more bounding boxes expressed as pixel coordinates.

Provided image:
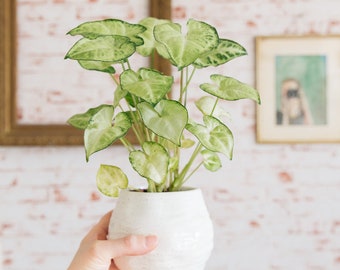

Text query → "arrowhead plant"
[65,17,260,196]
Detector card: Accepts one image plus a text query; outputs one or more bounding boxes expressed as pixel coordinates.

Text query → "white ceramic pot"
[108,187,214,270]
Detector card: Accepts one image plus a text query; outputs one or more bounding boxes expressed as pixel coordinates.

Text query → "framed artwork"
[0,0,171,145]
[256,35,340,143]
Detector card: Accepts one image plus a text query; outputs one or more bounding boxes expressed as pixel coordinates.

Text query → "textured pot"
[108,187,214,270]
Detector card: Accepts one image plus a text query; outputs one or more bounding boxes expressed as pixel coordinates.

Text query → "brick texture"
[1,0,340,269]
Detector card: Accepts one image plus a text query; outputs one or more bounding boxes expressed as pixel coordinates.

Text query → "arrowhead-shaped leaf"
[168,156,179,173]
[67,104,112,130]
[137,100,188,145]
[129,142,169,184]
[195,96,231,121]
[136,17,170,57]
[120,68,173,104]
[201,149,222,172]
[96,164,128,197]
[200,74,261,104]
[154,19,219,70]
[65,36,135,62]
[85,107,131,160]
[181,137,195,148]
[194,39,247,68]
[113,85,128,108]
[67,19,146,46]
[78,60,116,74]
[186,115,234,159]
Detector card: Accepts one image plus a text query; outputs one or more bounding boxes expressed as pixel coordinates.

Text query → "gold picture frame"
[0,0,171,145]
[256,35,340,143]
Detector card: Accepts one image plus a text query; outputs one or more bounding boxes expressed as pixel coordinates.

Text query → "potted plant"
[65,17,260,270]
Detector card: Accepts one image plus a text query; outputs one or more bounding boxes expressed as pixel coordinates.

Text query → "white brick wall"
[1,0,340,269]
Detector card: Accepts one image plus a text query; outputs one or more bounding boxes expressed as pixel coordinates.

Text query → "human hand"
[67,211,158,270]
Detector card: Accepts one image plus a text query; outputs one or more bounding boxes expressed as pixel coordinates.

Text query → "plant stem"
[179,69,184,103]
[110,74,120,86]
[126,59,132,70]
[124,102,144,145]
[184,67,189,106]
[120,137,135,152]
[173,145,180,180]
[147,179,157,192]
[183,160,204,184]
[169,143,203,191]
[210,97,219,116]
[183,66,196,106]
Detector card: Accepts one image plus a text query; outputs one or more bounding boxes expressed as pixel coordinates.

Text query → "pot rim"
[128,186,197,192]
[120,186,201,196]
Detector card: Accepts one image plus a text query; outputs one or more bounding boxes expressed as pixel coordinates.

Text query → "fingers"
[98,235,158,259]
[69,212,158,270]
[94,211,112,240]
[69,235,157,270]
[97,211,113,227]
[84,211,113,242]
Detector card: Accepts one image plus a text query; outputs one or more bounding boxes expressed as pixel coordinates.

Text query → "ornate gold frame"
[0,0,171,145]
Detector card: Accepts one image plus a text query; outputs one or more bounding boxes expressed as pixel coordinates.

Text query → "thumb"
[99,235,158,259]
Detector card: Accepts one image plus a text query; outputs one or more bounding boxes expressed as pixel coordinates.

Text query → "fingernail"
[145,235,158,248]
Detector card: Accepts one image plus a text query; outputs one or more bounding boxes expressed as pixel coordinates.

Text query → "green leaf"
[195,96,231,121]
[67,104,112,129]
[136,17,170,56]
[200,74,261,104]
[129,142,169,184]
[96,164,128,197]
[168,156,179,172]
[186,115,234,159]
[154,19,219,70]
[85,108,131,161]
[181,137,195,148]
[120,68,173,104]
[113,85,127,108]
[67,19,146,46]
[201,149,222,172]
[194,39,247,68]
[78,60,116,74]
[65,36,136,62]
[137,100,188,145]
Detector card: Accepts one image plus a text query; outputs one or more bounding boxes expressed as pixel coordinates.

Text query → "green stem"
[147,179,157,192]
[126,59,132,70]
[120,137,135,152]
[131,122,144,145]
[110,74,120,86]
[210,97,219,116]
[179,69,184,103]
[183,66,196,106]
[145,128,151,141]
[184,67,189,106]
[183,160,204,184]
[173,144,180,180]
[124,103,144,145]
[169,143,203,191]
[156,181,166,192]
[129,95,151,142]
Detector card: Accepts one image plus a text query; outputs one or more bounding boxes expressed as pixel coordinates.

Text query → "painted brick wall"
[1,0,340,269]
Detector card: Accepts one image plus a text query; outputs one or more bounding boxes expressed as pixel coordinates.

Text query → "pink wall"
[1,0,340,269]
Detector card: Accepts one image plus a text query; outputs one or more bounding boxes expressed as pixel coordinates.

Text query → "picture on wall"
[256,36,340,143]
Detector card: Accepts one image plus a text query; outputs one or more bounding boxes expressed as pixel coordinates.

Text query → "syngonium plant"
[65,17,260,197]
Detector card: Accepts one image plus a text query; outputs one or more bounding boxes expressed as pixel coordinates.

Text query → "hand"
[68,211,158,270]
